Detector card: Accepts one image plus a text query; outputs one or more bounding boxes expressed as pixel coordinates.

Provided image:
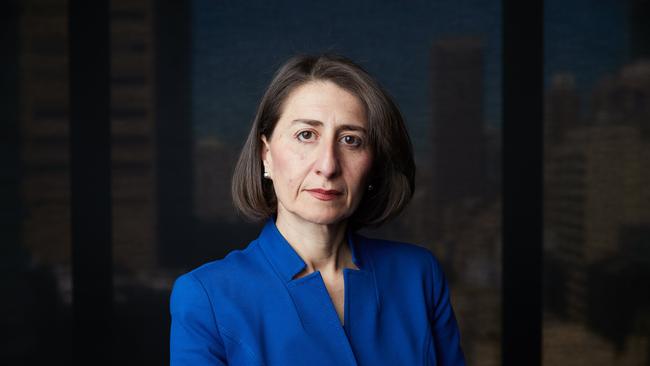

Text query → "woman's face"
[261,80,373,227]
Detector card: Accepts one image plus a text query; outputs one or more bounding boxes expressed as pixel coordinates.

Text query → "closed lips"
[307,189,342,195]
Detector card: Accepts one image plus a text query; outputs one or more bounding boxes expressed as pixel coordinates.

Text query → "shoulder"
[171,240,267,302]
[354,235,451,314]
[354,234,444,279]
[170,246,265,365]
[355,234,437,267]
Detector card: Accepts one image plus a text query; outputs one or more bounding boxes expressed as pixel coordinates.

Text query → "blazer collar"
[258,218,365,283]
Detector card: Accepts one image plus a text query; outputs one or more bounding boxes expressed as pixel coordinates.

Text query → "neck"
[275,211,357,278]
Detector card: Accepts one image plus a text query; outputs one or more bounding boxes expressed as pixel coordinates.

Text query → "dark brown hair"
[231,54,415,229]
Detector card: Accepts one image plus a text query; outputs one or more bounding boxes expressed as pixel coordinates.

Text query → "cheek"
[347,155,373,190]
[271,145,306,186]
[358,153,373,177]
[273,136,304,162]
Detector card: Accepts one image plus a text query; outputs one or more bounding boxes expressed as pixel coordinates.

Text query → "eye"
[296,130,316,142]
[340,135,363,147]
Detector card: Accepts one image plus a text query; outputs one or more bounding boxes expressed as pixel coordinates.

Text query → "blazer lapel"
[342,233,381,359]
[257,219,380,366]
[343,267,381,354]
[288,272,358,366]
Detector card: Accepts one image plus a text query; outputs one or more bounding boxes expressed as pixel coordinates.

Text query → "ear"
[260,135,271,167]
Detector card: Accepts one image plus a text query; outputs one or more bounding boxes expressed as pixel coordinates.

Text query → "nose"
[314,138,340,178]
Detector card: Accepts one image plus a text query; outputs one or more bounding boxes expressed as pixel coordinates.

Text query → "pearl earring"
[263,170,270,179]
[368,184,374,191]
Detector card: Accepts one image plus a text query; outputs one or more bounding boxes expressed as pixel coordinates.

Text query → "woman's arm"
[429,254,466,366]
[170,273,228,365]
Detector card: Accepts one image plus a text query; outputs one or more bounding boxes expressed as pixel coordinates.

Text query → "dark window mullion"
[69,1,113,364]
[502,0,544,365]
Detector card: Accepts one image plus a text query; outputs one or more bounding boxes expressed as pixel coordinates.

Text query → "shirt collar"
[257,218,364,283]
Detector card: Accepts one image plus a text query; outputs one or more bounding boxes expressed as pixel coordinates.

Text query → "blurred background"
[1,0,648,365]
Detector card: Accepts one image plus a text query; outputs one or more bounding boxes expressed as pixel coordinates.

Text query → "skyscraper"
[430,37,489,237]
[110,0,158,272]
[20,0,71,266]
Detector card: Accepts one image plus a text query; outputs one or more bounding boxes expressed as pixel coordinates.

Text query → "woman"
[170,54,465,366]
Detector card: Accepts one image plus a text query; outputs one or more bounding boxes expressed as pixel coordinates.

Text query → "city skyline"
[191,0,627,159]
[4,0,647,364]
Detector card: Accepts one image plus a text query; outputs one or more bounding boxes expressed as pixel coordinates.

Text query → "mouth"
[305,188,343,201]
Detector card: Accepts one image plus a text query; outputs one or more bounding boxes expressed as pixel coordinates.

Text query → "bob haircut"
[231,54,415,229]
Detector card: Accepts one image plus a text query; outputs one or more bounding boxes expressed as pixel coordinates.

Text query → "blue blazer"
[170,219,465,365]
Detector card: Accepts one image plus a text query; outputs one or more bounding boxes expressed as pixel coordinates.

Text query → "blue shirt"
[170,219,465,365]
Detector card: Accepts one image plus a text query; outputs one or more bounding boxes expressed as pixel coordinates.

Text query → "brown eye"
[297,130,315,141]
[341,135,362,147]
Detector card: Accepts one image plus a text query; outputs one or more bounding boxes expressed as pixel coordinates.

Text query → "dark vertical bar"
[154,1,194,267]
[628,0,650,60]
[69,1,112,364]
[0,1,22,264]
[502,0,543,365]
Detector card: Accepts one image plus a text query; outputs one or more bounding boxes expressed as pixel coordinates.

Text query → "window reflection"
[544,1,650,363]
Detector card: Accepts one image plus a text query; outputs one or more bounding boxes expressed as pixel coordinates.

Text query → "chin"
[298,210,351,227]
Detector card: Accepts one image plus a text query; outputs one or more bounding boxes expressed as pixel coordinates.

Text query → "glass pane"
[110,0,171,364]
[2,0,73,363]
[544,0,650,364]
[189,1,502,365]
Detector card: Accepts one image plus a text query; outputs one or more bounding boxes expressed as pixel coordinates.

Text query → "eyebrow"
[290,119,367,133]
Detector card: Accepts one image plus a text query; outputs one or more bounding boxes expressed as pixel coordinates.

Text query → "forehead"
[279,81,367,125]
